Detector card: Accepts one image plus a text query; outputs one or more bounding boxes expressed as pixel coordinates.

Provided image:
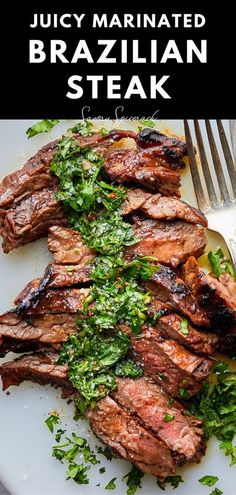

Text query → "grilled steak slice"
[112,377,206,464]
[0,312,77,356]
[0,130,137,213]
[182,257,236,330]
[48,226,95,264]
[86,395,176,479]
[137,128,187,161]
[131,327,202,397]
[120,188,153,215]
[218,327,236,356]
[104,149,181,196]
[43,263,92,288]
[16,288,89,315]
[0,351,72,394]
[151,328,213,381]
[1,187,68,253]
[157,313,219,355]
[0,140,58,212]
[14,278,41,306]
[143,264,210,327]
[121,188,207,227]
[218,273,236,300]
[126,218,206,268]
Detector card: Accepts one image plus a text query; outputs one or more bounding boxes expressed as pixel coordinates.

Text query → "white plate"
[0,120,234,495]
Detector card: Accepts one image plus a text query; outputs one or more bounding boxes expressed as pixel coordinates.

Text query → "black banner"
[0,3,234,118]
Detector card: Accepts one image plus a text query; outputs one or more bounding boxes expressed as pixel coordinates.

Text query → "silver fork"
[184,120,236,266]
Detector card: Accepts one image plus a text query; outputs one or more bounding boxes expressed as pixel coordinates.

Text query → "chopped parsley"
[189,362,236,465]
[208,248,236,279]
[139,120,155,129]
[70,120,93,136]
[44,414,60,433]
[76,211,136,255]
[114,359,144,378]
[26,119,59,138]
[157,475,184,490]
[159,373,167,381]
[96,446,114,461]
[198,475,219,487]
[105,478,117,490]
[210,489,223,495]
[180,319,189,335]
[179,387,190,399]
[50,430,99,485]
[99,467,106,474]
[100,127,109,136]
[123,466,144,495]
[66,463,90,484]
[163,413,174,423]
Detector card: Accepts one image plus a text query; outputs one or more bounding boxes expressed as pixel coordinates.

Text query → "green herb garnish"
[70,120,93,136]
[180,319,189,335]
[139,120,155,128]
[199,475,219,487]
[210,489,223,495]
[105,478,117,490]
[208,248,236,279]
[157,475,184,490]
[100,127,109,136]
[66,463,90,484]
[179,387,190,399]
[163,413,174,423]
[26,119,59,138]
[51,430,99,485]
[44,414,60,433]
[114,359,144,378]
[189,362,236,465]
[123,466,144,495]
[96,446,114,461]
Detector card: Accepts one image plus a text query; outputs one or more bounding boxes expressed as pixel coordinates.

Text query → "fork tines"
[184,120,236,211]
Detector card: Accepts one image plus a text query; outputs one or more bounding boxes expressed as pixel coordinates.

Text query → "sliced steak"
[0,130,137,213]
[16,288,89,315]
[0,312,77,356]
[150,328,213,381]
[131,327,202,397]
[112,377,206,464]
[86,395,176,479]
[137,128,187,162]
[121,188,207,227]
[157,313,219,355]
[120,188,153,215]
[0,140,58,212]
[48,226,95,264]
[182,256,236,330]
[104,149,181,196]
[1,187,68,253]
[218,327,236,356]
[143,264,210,327]
[126,218,207,268]
[0,351,72,393]
[14,264,91,309]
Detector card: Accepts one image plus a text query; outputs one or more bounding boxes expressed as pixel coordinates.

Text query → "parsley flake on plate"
[105,477,117,490]
[123,466,143,495]
[208,248,236,279]
[44,414,60,433]
[198,475,219,487]
[26,119,59,138]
